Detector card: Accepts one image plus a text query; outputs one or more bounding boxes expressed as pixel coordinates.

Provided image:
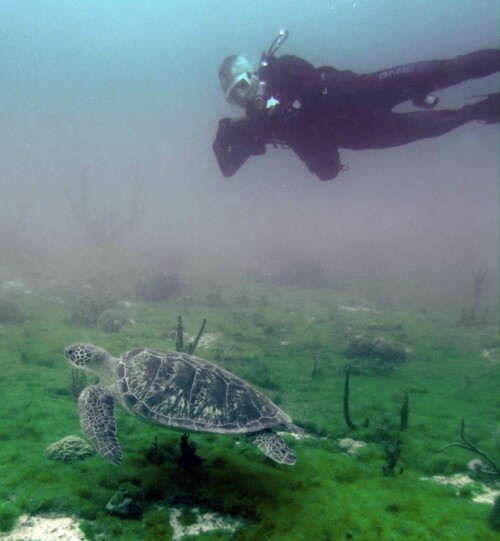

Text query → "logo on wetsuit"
[378,65,415,80]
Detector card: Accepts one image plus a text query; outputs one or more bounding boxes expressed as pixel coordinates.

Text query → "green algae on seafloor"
[0,277,498,540]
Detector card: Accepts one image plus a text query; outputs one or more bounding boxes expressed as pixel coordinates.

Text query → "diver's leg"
[344,94,499,150]
[380,110,469,146]
[430,50,500,88]
[368,49,500,109]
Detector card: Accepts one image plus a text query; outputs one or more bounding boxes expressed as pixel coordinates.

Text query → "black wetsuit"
[213,49,500,180]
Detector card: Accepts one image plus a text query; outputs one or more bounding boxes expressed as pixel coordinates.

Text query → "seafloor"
[0,271,498,540]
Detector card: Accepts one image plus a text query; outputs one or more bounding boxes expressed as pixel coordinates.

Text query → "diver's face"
[227,72,256,108]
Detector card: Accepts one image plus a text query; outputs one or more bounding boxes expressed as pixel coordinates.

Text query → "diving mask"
[226,71,257,107]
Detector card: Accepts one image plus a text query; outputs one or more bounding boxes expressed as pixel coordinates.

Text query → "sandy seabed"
[0,506,241,541]
[0,515,85,541]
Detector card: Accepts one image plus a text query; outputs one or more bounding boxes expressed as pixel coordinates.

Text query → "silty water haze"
[0,0,498,306]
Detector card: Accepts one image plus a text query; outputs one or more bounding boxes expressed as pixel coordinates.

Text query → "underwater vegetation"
[0,271,498,540]
[174,315,207,355]
[70,283,118,326]
[135,272,183,303]
[457,267,490,329]
[440,418,499,476]
[0,295,28,325]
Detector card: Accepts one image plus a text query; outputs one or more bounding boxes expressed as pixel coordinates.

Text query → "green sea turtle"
[64,343,302,466]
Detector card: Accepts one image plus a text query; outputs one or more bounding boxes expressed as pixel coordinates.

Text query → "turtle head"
[65,343,109,373]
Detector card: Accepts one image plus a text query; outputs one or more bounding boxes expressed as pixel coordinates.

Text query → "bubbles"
[328,0,364,9]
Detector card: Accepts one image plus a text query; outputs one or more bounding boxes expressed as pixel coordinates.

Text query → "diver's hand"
[213,118,266,177]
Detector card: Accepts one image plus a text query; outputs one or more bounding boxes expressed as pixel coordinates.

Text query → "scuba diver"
[213,30,500,181]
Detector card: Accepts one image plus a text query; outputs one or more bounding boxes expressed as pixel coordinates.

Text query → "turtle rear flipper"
[78,385,122,465]
[247,429,296,465]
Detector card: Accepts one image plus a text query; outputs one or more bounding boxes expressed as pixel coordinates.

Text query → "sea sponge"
[45,435,95,463]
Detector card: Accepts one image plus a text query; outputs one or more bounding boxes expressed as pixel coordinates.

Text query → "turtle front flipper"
[247,429,296,465]
[78,385,122,465]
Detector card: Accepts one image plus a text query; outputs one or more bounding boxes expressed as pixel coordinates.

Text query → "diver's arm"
[291,138,346,181]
